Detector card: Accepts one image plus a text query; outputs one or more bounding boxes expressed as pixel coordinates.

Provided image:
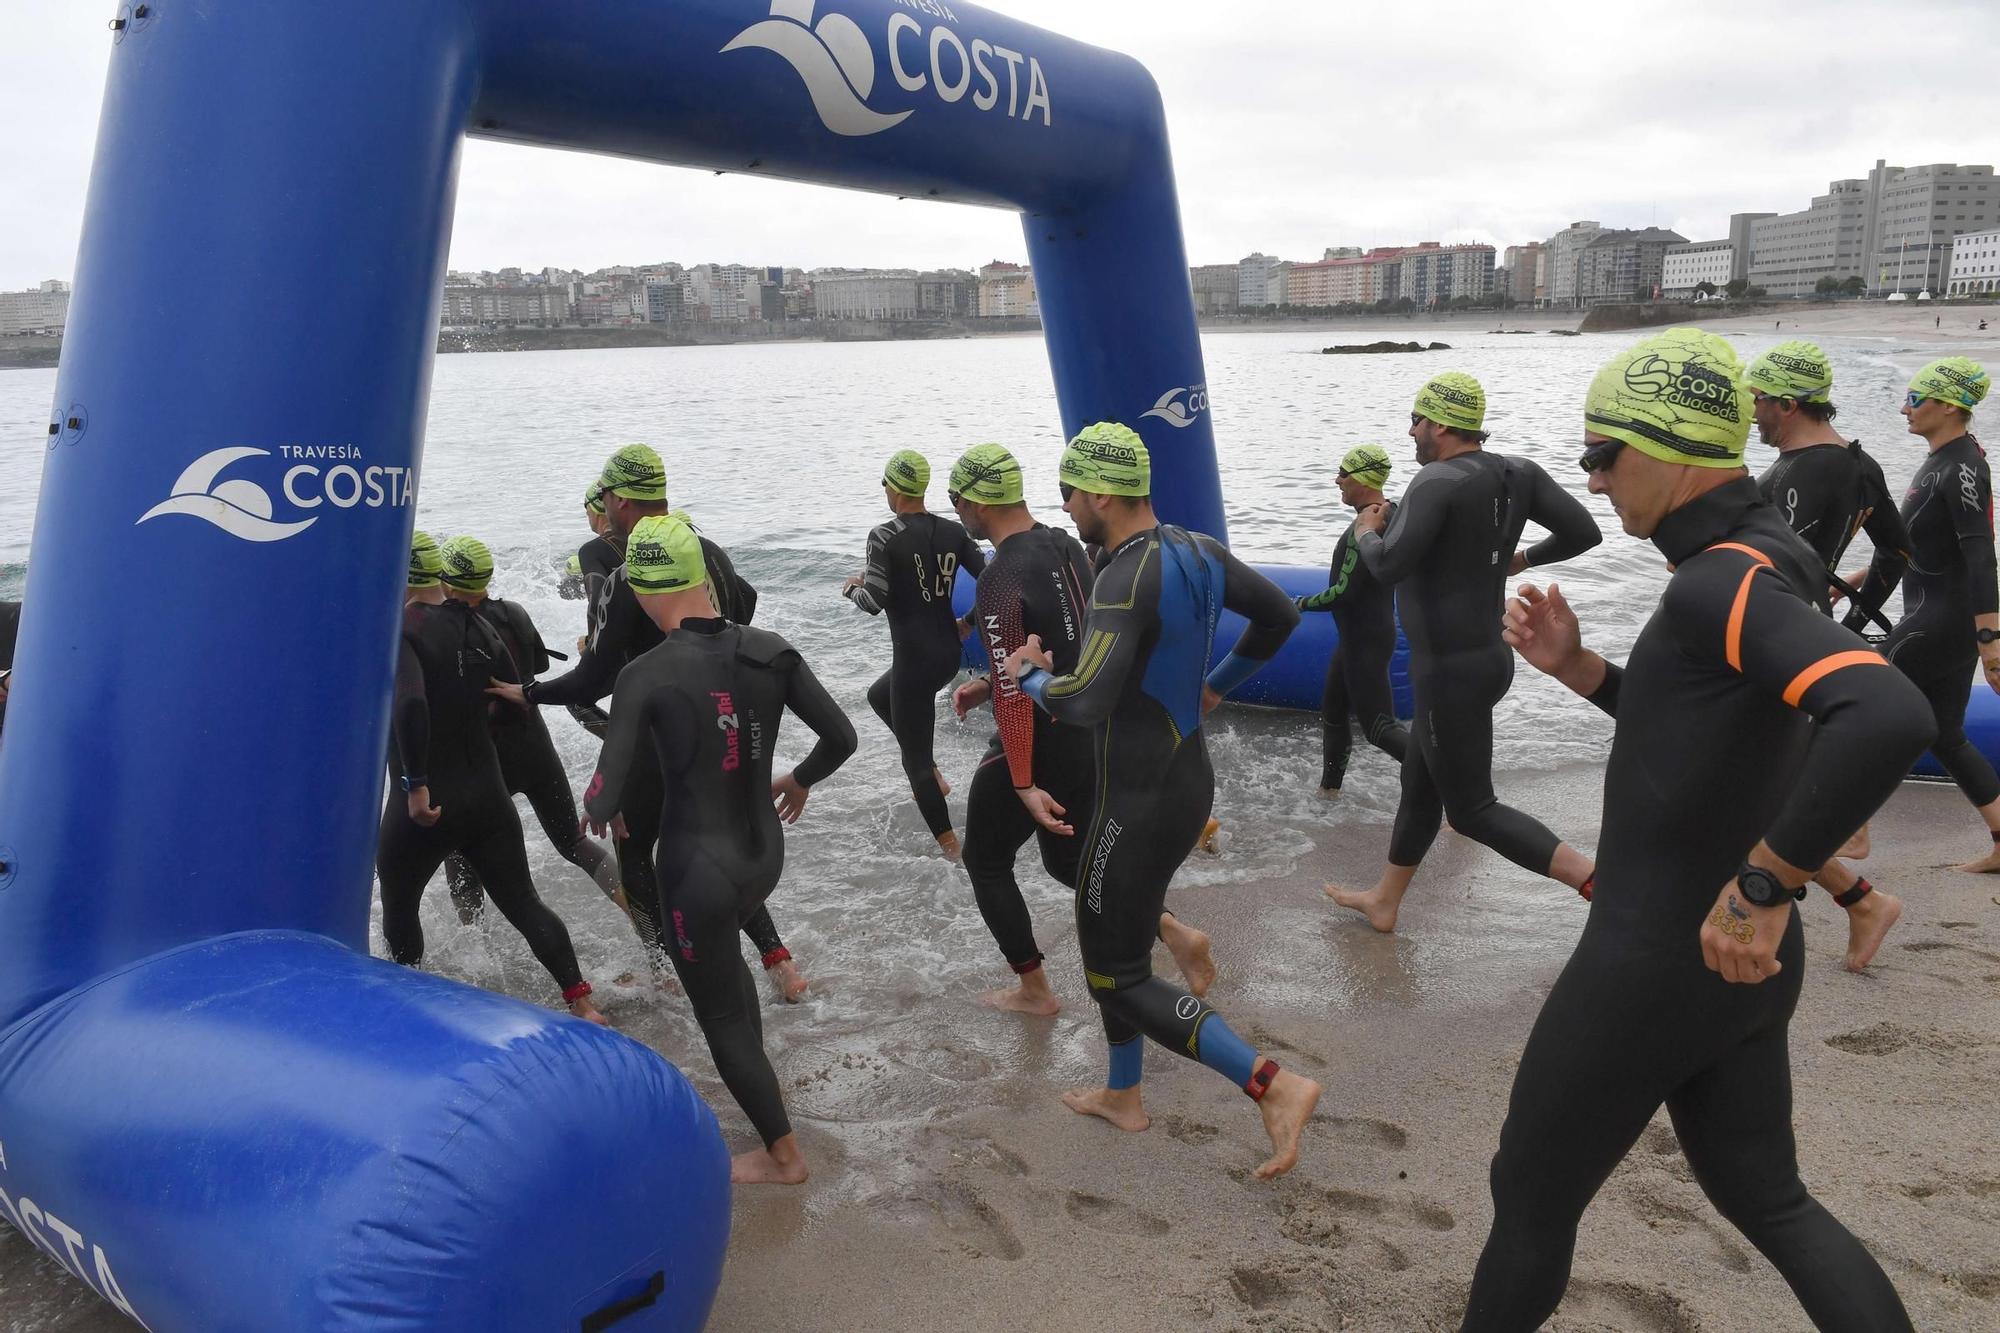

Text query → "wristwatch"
[1976,628,2000,645]
[1735,862,1804,909]
[400,774,428,793]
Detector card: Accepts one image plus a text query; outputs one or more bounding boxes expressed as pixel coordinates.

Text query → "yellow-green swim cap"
[1908,357,1990,412]
[440,535,493,593]
[599,443,667,502]
[1742,340,1833,403]
[949,444,1025,505]
[583,479,606,515]
[408,530,442,589]
[1060,423,1151,498]
[1413,372,1486,434]
[1338,444,1393,489]
[625,513,708,594]
[1586,328,1750,468]
[883,449,930,498]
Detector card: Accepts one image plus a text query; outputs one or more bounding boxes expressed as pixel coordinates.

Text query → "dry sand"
[6,762,1997,1332]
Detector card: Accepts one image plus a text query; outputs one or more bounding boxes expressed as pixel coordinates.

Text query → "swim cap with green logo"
[408,530,443,588]
[565,552,583,576]
[883,449,930,498]
[1742,340,1833,403]
[1908,357,1990,412]
[948,444,1025,505]
[625,513,708,594]
[583,480,606,515]
[1412,372,1486,434]
[439,535,493,593]
[599,443,667,502]
[1585,327,1750,468]
[1338,444,1393,489]
[1059,422,1151,497]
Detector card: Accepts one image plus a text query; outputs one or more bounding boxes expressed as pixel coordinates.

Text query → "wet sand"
[9,758,1997,1331]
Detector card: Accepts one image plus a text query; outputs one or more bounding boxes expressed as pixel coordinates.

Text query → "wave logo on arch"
[724,0,912,138]
[137,447,317,543]
[1143,383,1209,429]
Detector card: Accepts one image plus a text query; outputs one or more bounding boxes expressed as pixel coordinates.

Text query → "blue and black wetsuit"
[584,619,856,1146]
[1869,435,2000,808]
[1019,525,1299,1093]
[1464,479,1928,1331]
[444,596,621,919]
[1754,439,1909,633]
[1357,451,1600,873]
[526,536,794,967]
[961,524,1096,973]
[1298,507,1409,790]
[379,600,590,1001]
[849,511,987,838]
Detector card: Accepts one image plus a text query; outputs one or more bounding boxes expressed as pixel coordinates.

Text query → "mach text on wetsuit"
[379,599,593,1006]
[584,618,856,1148]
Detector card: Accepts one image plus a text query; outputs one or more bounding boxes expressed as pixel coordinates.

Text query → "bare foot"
[936,830,963,863]
[1325,881,1402,933]
[768,957,810,1003]
[732,1134,810,1185]
[1197,816,1223,854]
[1062,1085,1150,1132]
[1843,890,1902,971]
[1955,845,2000,873]
[1160,916,1217,997]
[933,767,952,799]
[979,971,1061,1016]
[1837,823,1871,860]
[568,997,611,1026]
[1253,1066,1322,1180]
[1317,786,1341,801]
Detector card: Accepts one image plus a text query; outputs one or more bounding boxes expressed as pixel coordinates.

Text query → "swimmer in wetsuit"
[947,444,1217,1016]
[844,449,986,860]
[1295,444,1410,797]
[379,532,606,1025]
[435,535,624,922]
[491,444,809,1001]
[1328,372,1601,934]
[1468,329,1928,1331]
[1745,342,1913,968]
[1000,423,1321,1180]
[583,514,857,1185]
[1851,357,2000,872]
[567,480,623,738]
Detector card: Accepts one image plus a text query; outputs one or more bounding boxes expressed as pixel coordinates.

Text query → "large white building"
[1661,241,1734,298]
[811,270,922,320]
[1948,227,2000,296]
[1750,160,2000,297]
[689,263,761,320]
[1541,222,1604,309]
[0,280,70,335]
[1237,253,1283,310]
[977,261,1037,318]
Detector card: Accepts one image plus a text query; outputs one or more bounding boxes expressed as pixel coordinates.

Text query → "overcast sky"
[4,0,1997,289]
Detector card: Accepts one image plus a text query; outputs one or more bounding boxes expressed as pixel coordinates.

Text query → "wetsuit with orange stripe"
[1464,478,1930,1331]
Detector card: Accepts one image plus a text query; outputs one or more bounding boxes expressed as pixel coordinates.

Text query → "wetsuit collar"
[675,616,730,636]
[1650,476,1765,567]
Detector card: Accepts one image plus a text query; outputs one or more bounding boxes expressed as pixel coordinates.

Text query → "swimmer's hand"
[1700,877,1791,985]
[581,811,628,840]
[953,677,992,719]
[956,615,973,642]
[1200,684,1222,716]
[773,772,810,823]
[1001,634,1053,684]
[486,681,528,709]
[576,636,589,657]
[1983,649,2000,697]
[840,574,863,598]
[1503,582,1605,697]
[406,787,442,828]
[1506,550,1530,577]
[1354,503,1388,534]
[1014,785,1073,836]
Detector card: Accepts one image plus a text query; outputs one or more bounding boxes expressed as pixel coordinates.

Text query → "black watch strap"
[1736,862,1804,907]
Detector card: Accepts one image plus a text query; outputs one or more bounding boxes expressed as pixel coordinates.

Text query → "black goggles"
[1058,482,1077,502]
[1577,439,1625,475]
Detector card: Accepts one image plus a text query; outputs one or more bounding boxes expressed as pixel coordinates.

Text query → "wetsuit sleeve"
[1665,551,1937,869]
[1298,528,1357,613]
[959,527,987,580]
[1585,663,1622,717]
[389,637,430,784]
[584,667,656,824]
[783,654,858,789]
[1208,535,1300,663]
[1021,541,1156,727]
[528,578,631,707]
[1357,471,1447,585]
[848,523,893,616]
[508,603,551,678]
[1520,462,1602,569]
[1843,462,1911,632]
[976,558,1037,788]
[1952,456,1999,618]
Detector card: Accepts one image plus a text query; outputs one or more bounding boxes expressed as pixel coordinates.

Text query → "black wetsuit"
[1871,435,2000,807]
[1298,508,1409,790]
[444,596,619,919]
[528,535,793,965]
[584,619,856,1146]
[378,600,588,998]
[961,524,1096,972]
[567,534,627,740]
[1021,526,1298,1085]
[1357,451,1601,872]
[849,511,987,838]
[0,600,18,741]
[1463,480,1928,1331]
[1755,440,1910,632]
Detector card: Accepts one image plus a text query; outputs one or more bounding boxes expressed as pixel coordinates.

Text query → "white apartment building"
[1752,160,2000,297]
[1237,253,1282,310]
[689,263,760,320]
[1948,227,2000,295]
[0,280,70,335]
[1661,241,1734,298]
[811,270,922,320]
[1542,222,1604,309]
[978,262,1037,318]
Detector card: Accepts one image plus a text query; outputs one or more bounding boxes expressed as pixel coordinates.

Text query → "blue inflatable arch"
[0,2,1355,1329]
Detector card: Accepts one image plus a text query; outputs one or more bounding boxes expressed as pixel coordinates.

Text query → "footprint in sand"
[1155,1113,1220,1146]
[1228,1263,1295,1311]
[1280,1184,1454,1247]
[1628,1192,1753,1273]
[1901,938,2000,964]
[880,1181,1024,1261]
[1064,1190,1170,1236]
[1309,1113,1410,1150]
[1825,1022,1987,1056]
[1552,1280,1699,1332]
[963,1136,1030,1178]
[1639,1124,1681,1156]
